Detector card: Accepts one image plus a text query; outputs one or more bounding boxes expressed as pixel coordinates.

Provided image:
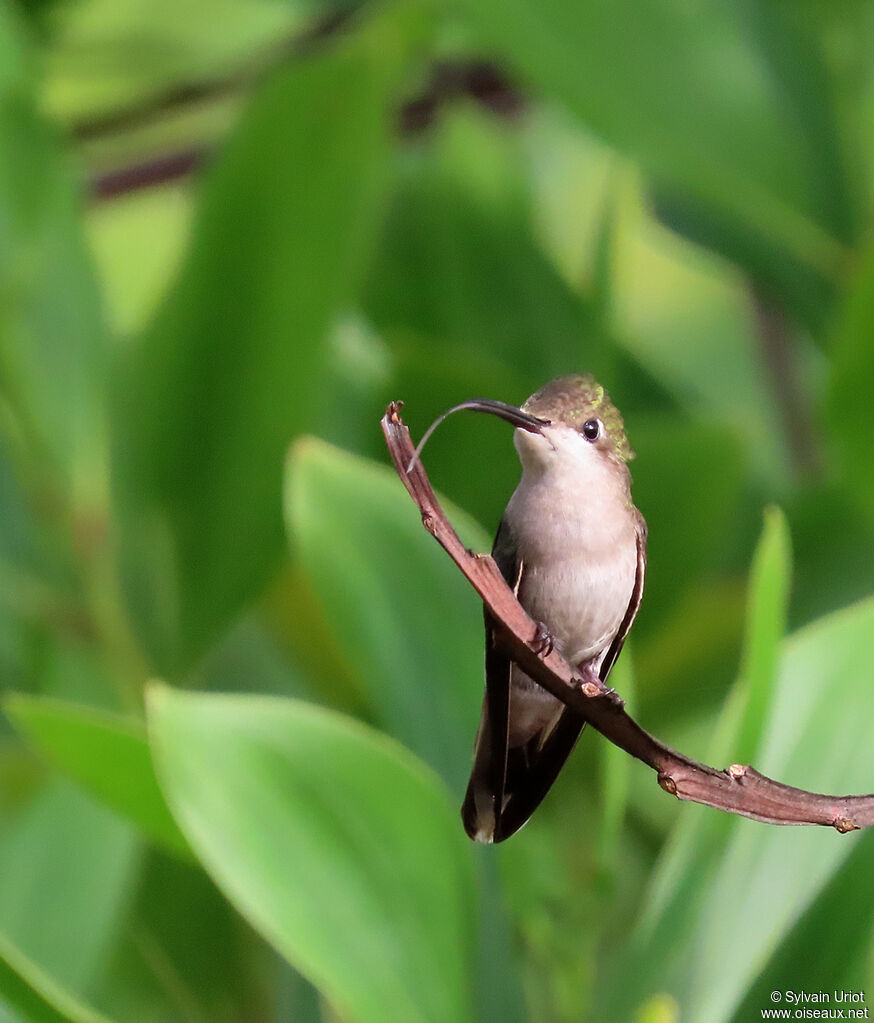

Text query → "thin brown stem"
[71,9,356,144]
[75,4,521,203]
[90,149,205,201]
[382,401,874,832]
[750,285,825,481]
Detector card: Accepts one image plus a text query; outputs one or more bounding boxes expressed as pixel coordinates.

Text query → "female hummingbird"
[440,375,647,842]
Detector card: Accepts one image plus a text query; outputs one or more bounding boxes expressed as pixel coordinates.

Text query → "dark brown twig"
[72,9,356,144]
[749,284,825,481]
[382,401,874,832]
[86,55,524,201]
[90,149,206,201]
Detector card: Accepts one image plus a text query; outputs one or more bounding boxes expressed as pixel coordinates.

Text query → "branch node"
[577,667,624,707]
[658,773,679,797]
[833,816,857,834]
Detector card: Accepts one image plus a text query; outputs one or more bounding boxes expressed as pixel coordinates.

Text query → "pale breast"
[502,430,641,747]
[505,519,637,747]
[520,548,636,664]
[506,464,639,667]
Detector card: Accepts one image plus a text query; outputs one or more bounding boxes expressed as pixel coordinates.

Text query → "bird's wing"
[461,518,515,841]
[462,513,647,843]
[462,519,586,842]
[598,513,647,682]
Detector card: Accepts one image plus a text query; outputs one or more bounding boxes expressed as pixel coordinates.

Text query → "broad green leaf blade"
[685,597,874,1023]
[652,2,859,330]
[611,174,793,485]
[828,246,874,522]
[631,418,745,660]
[0,929,117,1023]
[365,110,612,383]
[596,654,634,876]
[44,0,303,125]
[147,686,476,1023]
[96,849,293,1023]
[720,506,792,765]
[602,595,874,1022]
[627,508,792,956]
[112,6,423,672]
[0,3,27,91]
[0,778,138,999]
[3,695,189,858]
[732,825,874,1020]
[284,440,527,1021]
[453,0,846,314]
[469,851,526,1023]
[284,437,487,792]
[0,3,107,497]
[361,108,655,530]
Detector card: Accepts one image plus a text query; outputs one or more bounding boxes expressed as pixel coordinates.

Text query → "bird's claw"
[530,622,555,657]
[578,665,624,707]
[601,685,624,707]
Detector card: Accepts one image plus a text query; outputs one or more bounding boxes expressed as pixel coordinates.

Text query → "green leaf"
[684,594,874,1022]
[112,6,424,672]
[828,245,874,522]
[719,506,792,764]
[733,824,874,1019]
[366,110,612,384]
[0,778,138,999]
[284,439,527,1020]
[284,437,488,792]
[0,4,28,94]
[453,0,848,320]
[147,685,476,1023]
[630,507,792,947]
[610,201,789,487]
[631,418,746,640]
[654,2,860,330]
[360,108,671,529]
[3,695,189,858]
[0,4,107,494]
[0,928,117,1023]
[601,594,874,1022]
[362,109,649,528]
[97,849,284,1023]
[596,653,634,876]
[43,0,305,125]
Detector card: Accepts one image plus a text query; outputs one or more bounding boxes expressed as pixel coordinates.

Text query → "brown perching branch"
[90,149,205,202]
[382,401,874,833]
[79,0,522,205]
[749,284,825,482]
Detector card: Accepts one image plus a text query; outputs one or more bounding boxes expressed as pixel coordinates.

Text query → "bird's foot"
[530,621,555,657]
[578,664,624,707]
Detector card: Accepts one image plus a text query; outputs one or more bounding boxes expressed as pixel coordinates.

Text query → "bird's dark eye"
[582,419,601,441]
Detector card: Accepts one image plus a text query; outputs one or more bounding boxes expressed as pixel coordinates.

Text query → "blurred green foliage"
[0,0,873,1020]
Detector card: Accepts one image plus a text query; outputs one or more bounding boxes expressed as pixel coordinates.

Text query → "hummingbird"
[419,375,647,843]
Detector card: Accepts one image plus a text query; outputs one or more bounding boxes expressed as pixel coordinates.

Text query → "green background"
[0,0,873,1020]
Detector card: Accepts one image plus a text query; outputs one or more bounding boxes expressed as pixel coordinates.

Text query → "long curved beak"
[407,399,550,473]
